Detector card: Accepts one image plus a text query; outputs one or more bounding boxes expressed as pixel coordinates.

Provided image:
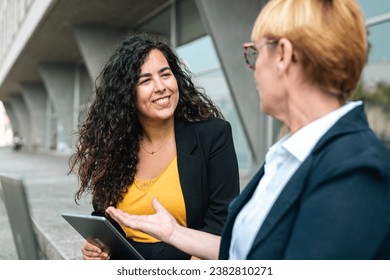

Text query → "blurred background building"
[0,0,389,181]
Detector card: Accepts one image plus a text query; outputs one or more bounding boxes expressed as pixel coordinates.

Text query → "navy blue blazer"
[220,104,390,259]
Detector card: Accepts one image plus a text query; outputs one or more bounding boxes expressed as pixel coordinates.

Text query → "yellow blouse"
[117,156,187,243]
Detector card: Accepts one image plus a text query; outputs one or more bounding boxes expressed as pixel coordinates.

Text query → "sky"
[357,0,390,62]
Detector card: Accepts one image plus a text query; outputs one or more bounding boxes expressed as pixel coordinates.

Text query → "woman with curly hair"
[69,33,240,260]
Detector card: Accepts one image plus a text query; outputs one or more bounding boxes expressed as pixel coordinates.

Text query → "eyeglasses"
[243,40,277,70]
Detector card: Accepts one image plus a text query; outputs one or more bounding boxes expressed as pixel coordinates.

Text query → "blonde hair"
[252,0,367,101]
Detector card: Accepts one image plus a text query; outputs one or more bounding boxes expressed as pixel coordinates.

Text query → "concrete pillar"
[9,94,31,148]
[20,83,47,151]
[75,64,93,125]
[73,26,125,83]
[195,0,276,166]
[39,63,75,150]
[2,100,19,135]
[45,99,58,151]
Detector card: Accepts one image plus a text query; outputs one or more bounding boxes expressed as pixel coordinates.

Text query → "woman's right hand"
[81,239,110,260]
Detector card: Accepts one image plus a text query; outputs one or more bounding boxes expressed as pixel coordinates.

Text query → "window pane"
[355,0,390,148]
[177,36,253,172]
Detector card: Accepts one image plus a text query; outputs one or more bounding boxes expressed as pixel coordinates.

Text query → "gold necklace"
[141,135,172,155]
[134,177,159,190]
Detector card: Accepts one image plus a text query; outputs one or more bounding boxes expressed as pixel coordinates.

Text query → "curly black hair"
[69,33,223,211]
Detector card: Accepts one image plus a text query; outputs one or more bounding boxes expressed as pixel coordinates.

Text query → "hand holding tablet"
[62,213,144,260]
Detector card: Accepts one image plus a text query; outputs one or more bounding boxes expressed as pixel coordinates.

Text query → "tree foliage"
[351,81,390,106]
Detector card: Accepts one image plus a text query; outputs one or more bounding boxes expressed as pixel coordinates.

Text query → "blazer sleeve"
[201,120,240,235]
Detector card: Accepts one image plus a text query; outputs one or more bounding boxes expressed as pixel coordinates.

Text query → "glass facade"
[176,36,252,172]
[356,0,390,148]
[136,0,253,173]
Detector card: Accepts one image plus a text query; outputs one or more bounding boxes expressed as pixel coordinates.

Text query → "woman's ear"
[276,38,295,74]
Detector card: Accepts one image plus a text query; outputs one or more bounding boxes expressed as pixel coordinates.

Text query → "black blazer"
[175,118,240,235]
[220,104,390,259]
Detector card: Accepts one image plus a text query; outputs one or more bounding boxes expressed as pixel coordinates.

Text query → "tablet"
[61,213,144,260]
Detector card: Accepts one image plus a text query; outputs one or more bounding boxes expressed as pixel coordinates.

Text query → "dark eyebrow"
[159,67,171,73]
[138,67,171,78]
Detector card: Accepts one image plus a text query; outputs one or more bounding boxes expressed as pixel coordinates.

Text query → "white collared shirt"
[229,101,362,259]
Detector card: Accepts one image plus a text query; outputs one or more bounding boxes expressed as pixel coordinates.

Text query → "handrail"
[366,12,390,28]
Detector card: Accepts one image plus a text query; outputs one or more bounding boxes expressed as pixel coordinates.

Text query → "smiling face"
[136,49,179,126]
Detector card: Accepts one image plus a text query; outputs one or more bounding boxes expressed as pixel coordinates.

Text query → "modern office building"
[0,0,389,180]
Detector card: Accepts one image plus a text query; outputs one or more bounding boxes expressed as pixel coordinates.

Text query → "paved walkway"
[0,147,92,260]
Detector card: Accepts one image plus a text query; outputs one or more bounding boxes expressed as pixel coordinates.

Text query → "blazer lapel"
[248,158,313,253]
[174,120,202,228]
[219,166,264,259]
[229,167,264,216]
